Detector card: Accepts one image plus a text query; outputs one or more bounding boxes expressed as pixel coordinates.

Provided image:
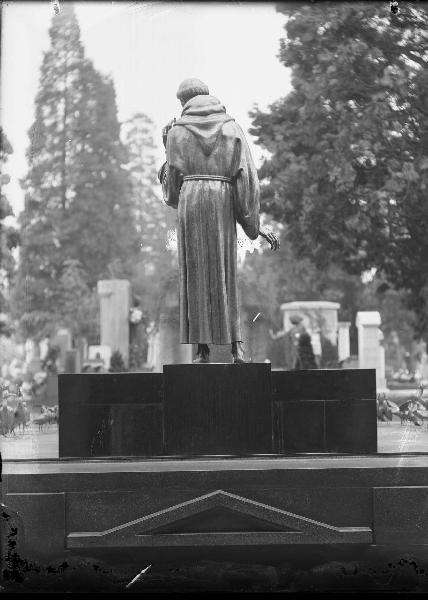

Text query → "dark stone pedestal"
[273,369,377,454]
[59,367,376,458]
[59,373,163,458]
[163,363,273,455]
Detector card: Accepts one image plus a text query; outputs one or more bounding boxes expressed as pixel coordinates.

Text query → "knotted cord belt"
[182,174,233,184]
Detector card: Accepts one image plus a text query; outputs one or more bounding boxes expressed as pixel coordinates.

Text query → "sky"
[1,1,291,216]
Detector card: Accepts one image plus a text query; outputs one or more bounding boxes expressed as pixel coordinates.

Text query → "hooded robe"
[160,94,260,345]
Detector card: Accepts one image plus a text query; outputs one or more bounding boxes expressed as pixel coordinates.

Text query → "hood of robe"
[175,95,234,156]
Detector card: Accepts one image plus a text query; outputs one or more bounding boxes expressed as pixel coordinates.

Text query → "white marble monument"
[338,321,351,363]
[356,311,387,391]
[97,279,131,368]
[280,301,340,362]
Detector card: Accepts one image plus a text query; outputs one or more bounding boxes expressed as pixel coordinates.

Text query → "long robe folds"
[160,95,260,345]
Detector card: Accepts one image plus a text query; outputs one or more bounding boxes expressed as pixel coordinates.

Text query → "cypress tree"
[122,113,178,324]
[14,3,139,340]
[0,128,19,336]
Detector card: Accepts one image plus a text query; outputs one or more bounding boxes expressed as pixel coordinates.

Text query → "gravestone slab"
[163,363,273,455]
[97,279,131,367]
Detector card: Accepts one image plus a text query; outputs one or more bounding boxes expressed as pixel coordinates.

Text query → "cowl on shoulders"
[174,95,235,156]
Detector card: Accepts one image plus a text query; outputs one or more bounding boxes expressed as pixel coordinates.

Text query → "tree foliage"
[0,128,20,335]
[13,4,139,340]
[250,2,428,340]
[122,113,178,325]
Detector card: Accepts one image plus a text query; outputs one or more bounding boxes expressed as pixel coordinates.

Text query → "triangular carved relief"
[67,490,372,548]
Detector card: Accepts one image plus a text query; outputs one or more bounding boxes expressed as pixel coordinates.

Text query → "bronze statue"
[159,78,279,364]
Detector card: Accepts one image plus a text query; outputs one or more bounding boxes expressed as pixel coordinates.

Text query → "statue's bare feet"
[231,341,245,364]
[193,344,210,363]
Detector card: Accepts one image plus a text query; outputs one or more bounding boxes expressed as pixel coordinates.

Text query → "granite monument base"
[58,366,376,458]
[2,456,428,592]
[163,363,272,455]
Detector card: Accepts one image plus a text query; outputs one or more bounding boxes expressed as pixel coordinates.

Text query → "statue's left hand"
[259,229,280,251]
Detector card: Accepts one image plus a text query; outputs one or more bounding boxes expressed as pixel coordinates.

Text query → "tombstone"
[64,350,78,374]
[39,337,50,361]
[151,286,192,372]
[338,321,351,363]
[75,337,87,373]
[281,301,340,344]
[51,328,73,372]
[97,279,131,368]
[47,375,58,405]
[280,301,340,364]
[24,339,42,375]
[420,343,428,383]
[146,326,160,371]
[88,345,111,370]
[356,311,387,391]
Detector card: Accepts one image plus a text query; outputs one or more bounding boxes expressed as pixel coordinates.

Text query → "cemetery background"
[1,2,428,593]
[2,2,428,458]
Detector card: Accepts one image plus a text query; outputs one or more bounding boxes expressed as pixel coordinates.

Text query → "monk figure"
[159,78,279,364]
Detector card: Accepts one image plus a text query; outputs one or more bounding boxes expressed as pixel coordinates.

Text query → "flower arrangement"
[129,307,144,325]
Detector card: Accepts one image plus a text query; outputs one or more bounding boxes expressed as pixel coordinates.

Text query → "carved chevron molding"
[67,490,372,547]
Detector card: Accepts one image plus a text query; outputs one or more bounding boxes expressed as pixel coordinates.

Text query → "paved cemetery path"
[1,422,59,459]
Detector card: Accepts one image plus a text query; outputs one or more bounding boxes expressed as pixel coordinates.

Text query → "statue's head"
[176,78,209,106]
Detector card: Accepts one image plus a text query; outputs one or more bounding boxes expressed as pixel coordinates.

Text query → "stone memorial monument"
[97,279,131,368]
[155,287,192,370]
[279,301,340,365]
[280,301,340,345]
[338,321,351,364]
[356,311,387,391]
[26,77,420,578]
[51,327,73,371]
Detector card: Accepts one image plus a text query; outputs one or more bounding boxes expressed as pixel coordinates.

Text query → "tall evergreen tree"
[250,2,428,342]
[122,113,178,324]
[0,128,20,336]
[14,3,139,340]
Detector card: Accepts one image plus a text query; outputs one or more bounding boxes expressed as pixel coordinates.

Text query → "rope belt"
[182,174,233,184]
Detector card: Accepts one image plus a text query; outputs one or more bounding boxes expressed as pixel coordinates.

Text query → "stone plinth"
[58,368,377,458]
[3,456,428,570]
[163,363,273,455]
[356,311,387,390]
[59,373,163,458]
[273,369,377,454]
[97,279,131,368]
